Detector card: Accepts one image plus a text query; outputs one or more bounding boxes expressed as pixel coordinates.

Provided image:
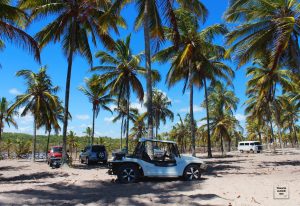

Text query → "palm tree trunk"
[120,115,124,150]
[289,126,294,148]
[220,134,224,156]
[144,0,153,139]
[292,123,298,147]
[46,130,51,159]
[126,83,130,154]
[62,22,76,165]
[189,66,196,157]
[155,112,159,138]
[62,47,74,164]
[204,78,212,158]
[92,106,96,145]
[258,131,262,143]
[0,119,2,152]
[274,107,284,154]
[32,117,37,162]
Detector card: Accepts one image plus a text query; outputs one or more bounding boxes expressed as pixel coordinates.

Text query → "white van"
[238,141,262,153]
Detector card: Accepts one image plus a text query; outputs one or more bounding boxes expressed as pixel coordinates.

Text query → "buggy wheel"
[183,165,201,181]
[117,164,139,183]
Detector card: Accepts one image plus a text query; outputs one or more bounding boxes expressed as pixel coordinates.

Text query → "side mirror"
[47,150,50,153]
[81,150,84,152]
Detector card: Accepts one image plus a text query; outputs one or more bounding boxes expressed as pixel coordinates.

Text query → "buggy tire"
[183,164,201,181]
[117,164,140,183]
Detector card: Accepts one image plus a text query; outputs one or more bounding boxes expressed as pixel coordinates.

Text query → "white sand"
[0,148,299,206]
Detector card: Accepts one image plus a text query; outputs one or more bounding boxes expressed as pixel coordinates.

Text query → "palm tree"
[112,99,139,150]
[201,82,240,155]
[113,0,207,138]
[83,127,92,145]
[67,130,77,162]
[0,97,18,147]
[19,0,124,163]
[245,59,295,153]
[279,95,299,146]
[39,103,65,158]
[0,0,40,63]
[78,75,114,144]
[92,35,159,153]
[225,0,300,73]
[151,89,174,138]
[154,10,233,157]
[130,112,147,140]
[8,67,60,162]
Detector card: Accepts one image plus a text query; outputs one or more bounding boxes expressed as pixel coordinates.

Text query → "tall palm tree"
[130,112,147,140]
[39,103,65,157]
[8,67,60,162]
[225,0,300,73]
[245,59,295,153]
[0,97,18,147]
[92,35,159,152]
[113,0,207,138]
[203,82,240,155]
[83,127,92,145]
[19,0,125,163]
[78,75,114,144]
[67,130,77,162]
[154,10,233,157]
[112,99,138,149]
[151,89,174,138]
[0,0,40,63]
[279,95,299,146]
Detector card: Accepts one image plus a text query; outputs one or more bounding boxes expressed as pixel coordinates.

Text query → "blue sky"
[0,0,248,137]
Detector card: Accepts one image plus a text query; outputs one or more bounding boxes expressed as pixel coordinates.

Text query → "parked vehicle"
[47,146,63,168]
[238,141,262,153]
[108,138,207,183]
[79,145,108,165]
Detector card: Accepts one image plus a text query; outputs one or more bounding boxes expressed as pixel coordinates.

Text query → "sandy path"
[0,149,299,206]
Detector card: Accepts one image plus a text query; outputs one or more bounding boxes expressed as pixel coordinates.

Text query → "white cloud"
[76,114,90,121]
[235,113,246,122]
[9,88,21,95]
[179,105,204,113]
[197,120,206,127]
[79,124,92,128]
[131,102,146,113]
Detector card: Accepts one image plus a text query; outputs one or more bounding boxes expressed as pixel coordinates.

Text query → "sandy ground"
[0,149,299,206]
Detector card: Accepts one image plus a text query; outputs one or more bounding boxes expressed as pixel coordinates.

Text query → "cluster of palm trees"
[1,0,300,160]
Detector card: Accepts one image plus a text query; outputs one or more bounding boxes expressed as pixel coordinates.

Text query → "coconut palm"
[39,103,66,158]
[112,0,207,138]
[0,97,18,147]
[246,59,295,152]
[130,112,147,140]
[67,130,77,162]
[154,10,233,157]
[278,95,299,146]
[0,0,40,63]
[204,82,240,155]
[19,0,125,163]
[225,0,300,72]
[8,67,60,162]
[92,35,159,152]
[78,75,114,144]
[151,89,174,138]
[112,99,139,150]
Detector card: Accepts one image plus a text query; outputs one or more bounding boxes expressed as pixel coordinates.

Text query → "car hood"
[180,155,205,164]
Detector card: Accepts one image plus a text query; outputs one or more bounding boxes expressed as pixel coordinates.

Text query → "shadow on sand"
[0,177,223,206]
